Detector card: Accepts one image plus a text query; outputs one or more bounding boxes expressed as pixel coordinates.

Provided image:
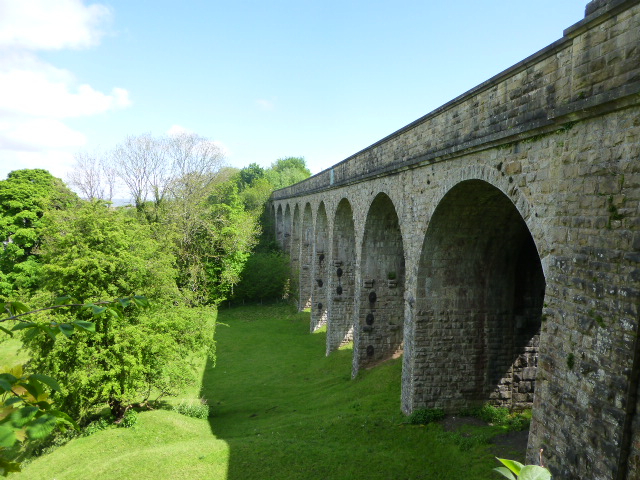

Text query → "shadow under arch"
[354,192,405,376]
[310,202,329,331]
[414,179,545,412]
[327,198,356,356]
[299,203,313,310]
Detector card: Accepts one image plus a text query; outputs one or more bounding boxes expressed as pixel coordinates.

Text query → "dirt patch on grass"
[440,415,529,463]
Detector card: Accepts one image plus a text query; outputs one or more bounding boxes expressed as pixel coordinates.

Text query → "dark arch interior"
[416,180,544,411]
[357,193,405,371]
[299,204,313,310]
[283,206,292,252]
[311,203,329,331]
[328,199,356,354]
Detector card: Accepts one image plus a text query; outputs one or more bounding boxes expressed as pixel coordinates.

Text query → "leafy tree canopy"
[264,157,310,190]
[0,170,78,299]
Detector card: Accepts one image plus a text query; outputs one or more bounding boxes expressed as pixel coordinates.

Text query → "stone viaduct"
[270,1,640,478]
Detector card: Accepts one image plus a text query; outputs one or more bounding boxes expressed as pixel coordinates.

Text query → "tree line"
[0,132,310,470]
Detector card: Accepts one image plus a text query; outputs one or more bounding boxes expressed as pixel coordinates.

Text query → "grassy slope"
[14,304,507,480]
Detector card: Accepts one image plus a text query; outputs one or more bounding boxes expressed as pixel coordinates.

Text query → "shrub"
[118,409,138,428]
[173,399,210,420]
[408,408,445,425]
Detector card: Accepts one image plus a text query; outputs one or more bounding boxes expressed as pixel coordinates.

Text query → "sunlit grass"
[14,303,514,479]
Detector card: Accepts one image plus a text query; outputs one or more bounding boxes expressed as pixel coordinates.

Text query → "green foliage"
[264,157,311,190]
[172,399,210,420]
[494,458,551,479]
[16,304,515,479]
[408,408,445,425]
[461,404,531,432]
[82,416,114,437]
[22,304,216,423]
[0,169,78,300]
[231,252,292,303]
[237,163,265,189]
[38,202,179,303]
[0,296,152,473]
[118,410,138,428]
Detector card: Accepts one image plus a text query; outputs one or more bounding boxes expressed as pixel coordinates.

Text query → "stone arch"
[283,204,292,253]
[327,198,356,355]
[311,202,329,331]
[354,192,405,374]
[413,179,545,412]
[290,204,301,288]
[276,204,284,248]
[299,203,313,310]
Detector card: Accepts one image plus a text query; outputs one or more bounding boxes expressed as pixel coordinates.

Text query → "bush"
[231,252,292,303]
[118,409,138,428]
[461,404,531,432]
[408,408,445,425]
[173,399,210,420]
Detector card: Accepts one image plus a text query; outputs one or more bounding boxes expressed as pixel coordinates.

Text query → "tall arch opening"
[283,205,292,253]
[299,203,313,310]
[276,205,283,248]
[356,193,405,372]
[415,180,544,412]
[290,205,301,288]
[311,203,329,331]
[327,198,356,354]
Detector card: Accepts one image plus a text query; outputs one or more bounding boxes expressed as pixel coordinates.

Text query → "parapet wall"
[273,0,640,201]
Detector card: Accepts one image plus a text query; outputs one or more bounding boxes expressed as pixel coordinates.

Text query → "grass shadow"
[201,304,499,480]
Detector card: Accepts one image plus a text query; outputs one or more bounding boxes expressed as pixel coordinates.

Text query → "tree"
[67,151,105,202]
[111,133,163,211]
[264,157,311,190]
[0,296,147,476]
[0,170,78,300]
[20,202,215,421]
[237,163,265,190]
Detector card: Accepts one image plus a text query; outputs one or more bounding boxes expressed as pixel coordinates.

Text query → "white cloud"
[0,0,112,50]
[0,55,130,118]
[0,0,130,180]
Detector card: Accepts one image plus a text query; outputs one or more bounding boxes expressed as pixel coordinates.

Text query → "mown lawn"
[12,304,518,479]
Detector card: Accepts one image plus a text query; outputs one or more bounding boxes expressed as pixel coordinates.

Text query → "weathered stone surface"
[271,2,640,479]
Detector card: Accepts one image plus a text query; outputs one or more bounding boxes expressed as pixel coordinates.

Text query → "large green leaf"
[133,295,149,308]
[494,467,517,480]
[47,409,79,430]
[0,325,13,337]
[0,426,16,448]
[25,414,57,439]
[53,295,75,306]
[29,373,62,392]
[10,406,38,428]
[10,321,36,331]
[58,323,74,338]
[0,378,12,394]
[496,458,524,475]
[6,302,29,316]
[518,465,552,480]
[72,320,95,332]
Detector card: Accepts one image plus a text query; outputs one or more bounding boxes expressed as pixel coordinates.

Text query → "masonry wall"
[271,1,640,478]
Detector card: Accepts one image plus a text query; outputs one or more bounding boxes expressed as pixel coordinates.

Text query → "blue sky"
[0,0,588,183]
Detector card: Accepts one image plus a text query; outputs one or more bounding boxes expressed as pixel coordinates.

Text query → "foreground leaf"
[518,465,552,480]
[494,467,517,480]
[29,374,62,392]
[0,426,16,448]
[496,458,524,475]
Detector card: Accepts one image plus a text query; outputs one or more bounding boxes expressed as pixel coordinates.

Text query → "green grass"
[0,337,29,367]
[13,303,517,479]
